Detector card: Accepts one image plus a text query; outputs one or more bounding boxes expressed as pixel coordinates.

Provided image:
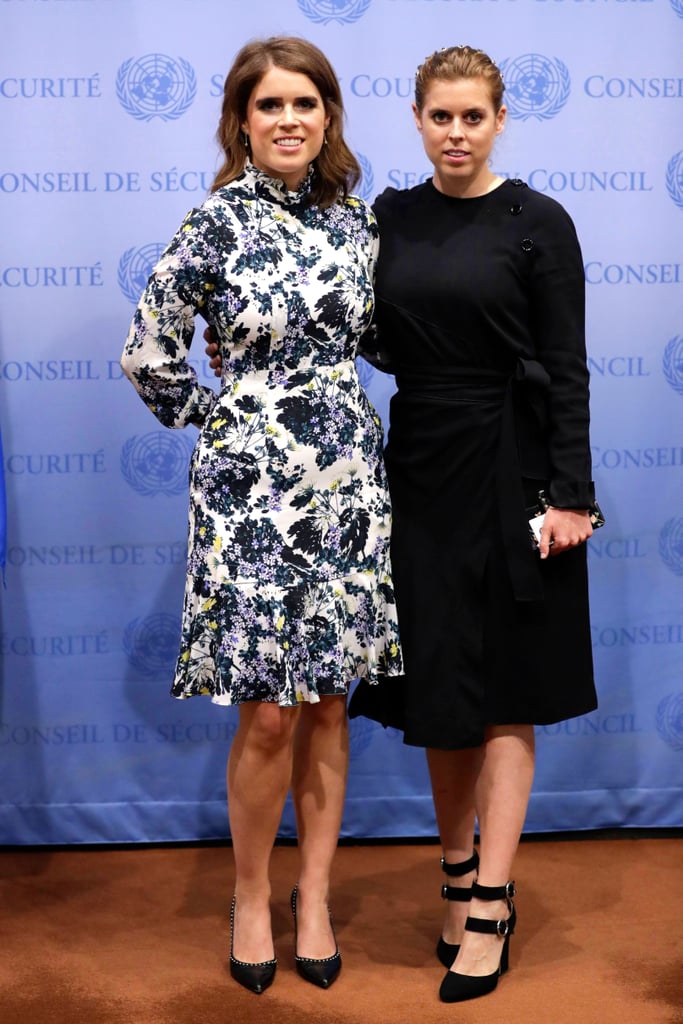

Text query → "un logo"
[499,54,571,121]
[116,54,197,121]
[121,431,194,497]
[297,0,372,25]
[655,693,683,751]
[355,152,375,203]
[349,715,377,758]
[123,613,181,677]
[662,336,683,396]
[665,151,683,211]
[118,243,165,304]
[659,518,683,576]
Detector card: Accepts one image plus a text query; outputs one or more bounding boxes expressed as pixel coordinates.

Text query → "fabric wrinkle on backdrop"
[0,0,682,844]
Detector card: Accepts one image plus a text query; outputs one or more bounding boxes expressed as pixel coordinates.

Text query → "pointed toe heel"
[436,849,479,967]
[229,956,277,995]
[291,885,342,989]
[439,881,516,1004]
[295,950,342,989]
[229,896,277,995]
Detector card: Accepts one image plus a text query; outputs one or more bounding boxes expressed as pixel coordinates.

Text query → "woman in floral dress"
[121,37,401,994]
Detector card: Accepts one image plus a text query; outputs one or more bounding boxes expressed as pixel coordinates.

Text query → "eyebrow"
[254,94,320,103]
[427,104,487,114]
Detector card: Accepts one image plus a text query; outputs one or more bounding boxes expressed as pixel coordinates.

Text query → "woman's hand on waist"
[203,325,222,378]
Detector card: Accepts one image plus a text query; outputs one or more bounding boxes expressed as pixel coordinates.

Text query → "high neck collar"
[241,161,314,207]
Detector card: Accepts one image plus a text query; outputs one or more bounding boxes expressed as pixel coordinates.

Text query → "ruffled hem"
[170,569,402,706]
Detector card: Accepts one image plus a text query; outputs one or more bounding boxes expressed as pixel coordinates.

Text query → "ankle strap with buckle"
[440,850,480,902]
[465,882,517,940]
[471,880,516,901]
[466,914,515,937]
[440,849,480,877]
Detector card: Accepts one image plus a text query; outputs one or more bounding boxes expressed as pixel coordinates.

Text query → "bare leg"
[291,694,349,958]
[427,746,478,948]
[449,724,535,977]
[227,701,300,963]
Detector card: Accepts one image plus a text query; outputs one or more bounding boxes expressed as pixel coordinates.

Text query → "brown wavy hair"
[211,36,360,208]
[414,45,505,113]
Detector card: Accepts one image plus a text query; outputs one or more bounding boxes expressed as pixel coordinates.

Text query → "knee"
[302,696,348,734]
[241,703,299,754]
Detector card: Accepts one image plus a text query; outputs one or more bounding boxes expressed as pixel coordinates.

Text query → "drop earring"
[243,132,251,154]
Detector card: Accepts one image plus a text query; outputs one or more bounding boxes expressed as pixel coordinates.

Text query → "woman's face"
[242,66,330,191]
[413,76,506,198]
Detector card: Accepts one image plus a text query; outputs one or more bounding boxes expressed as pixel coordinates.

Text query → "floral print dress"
[121,164,402,706]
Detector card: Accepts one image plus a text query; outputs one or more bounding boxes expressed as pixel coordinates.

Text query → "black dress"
[349,179,598,750]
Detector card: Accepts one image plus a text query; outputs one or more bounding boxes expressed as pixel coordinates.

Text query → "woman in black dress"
[349,45,598,1003]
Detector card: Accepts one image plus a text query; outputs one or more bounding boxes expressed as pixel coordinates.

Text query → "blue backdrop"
[1,0,682,845]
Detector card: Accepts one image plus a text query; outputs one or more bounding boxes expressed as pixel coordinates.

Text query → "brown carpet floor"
[1,837,681,1024]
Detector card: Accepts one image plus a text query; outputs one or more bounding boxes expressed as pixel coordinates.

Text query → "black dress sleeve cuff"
[546,479,596,509]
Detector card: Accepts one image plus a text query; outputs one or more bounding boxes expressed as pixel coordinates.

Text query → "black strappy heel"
[439,880,516,1003]
[436,849,480,967]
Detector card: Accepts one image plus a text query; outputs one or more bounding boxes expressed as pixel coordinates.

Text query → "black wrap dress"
[349,178,598,750]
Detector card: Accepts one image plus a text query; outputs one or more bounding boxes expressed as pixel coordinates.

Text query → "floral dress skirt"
[172,359,402,706]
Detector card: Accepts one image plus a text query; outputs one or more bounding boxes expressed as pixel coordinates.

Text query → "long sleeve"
[121,207,225,428]
[528,200,594,508]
